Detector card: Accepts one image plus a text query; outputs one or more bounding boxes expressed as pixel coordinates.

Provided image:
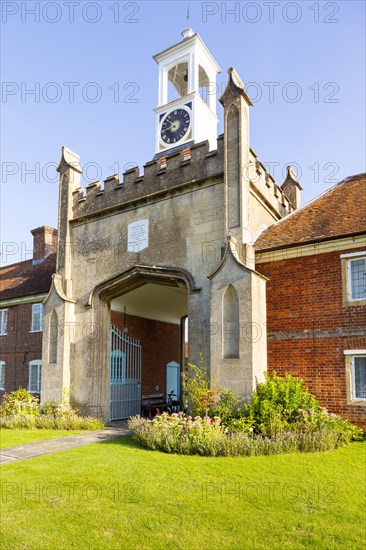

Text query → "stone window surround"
[340,251,366,306]
[344,350,366,405]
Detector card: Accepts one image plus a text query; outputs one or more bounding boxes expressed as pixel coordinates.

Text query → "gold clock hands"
[165,121,180,132]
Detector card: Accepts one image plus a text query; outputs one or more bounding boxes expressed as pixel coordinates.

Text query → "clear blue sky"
[1,0,365,266]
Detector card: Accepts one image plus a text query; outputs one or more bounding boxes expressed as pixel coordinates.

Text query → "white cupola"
[153,28,221,157]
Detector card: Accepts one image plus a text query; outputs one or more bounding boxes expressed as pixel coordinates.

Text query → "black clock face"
[161,108,190,144]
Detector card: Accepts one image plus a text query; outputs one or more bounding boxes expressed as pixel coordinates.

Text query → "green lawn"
[0,429,86,449]
[1,438,365,549]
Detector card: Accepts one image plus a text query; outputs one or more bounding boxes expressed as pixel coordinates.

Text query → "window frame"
[348,257,366,301]
[344,350,366,404]
[341,251,366,306]
[0,361,5,390]
[0,309,8,336]
[30,303,44,333]
[29,360,42,393]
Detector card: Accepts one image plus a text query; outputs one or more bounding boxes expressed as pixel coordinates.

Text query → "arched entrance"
[89,266,198,420]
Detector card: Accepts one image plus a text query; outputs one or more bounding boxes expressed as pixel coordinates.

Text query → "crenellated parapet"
[72,138,225,220]
[248,148,295,219]
[66,136,294,224]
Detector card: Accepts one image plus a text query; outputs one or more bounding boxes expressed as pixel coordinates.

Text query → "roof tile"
[0,254,56,301]
[255,173,366,251]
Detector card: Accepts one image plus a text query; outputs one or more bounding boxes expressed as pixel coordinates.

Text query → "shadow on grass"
[100,435,366,463]
[101,436,195,458]
[101,436,152,452]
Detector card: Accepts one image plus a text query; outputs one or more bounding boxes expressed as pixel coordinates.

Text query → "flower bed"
[0,389,105,431]
[129,411,363,457]
[129,369,364,457]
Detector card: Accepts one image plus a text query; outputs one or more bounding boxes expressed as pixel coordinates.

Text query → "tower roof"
[153,28,221,73]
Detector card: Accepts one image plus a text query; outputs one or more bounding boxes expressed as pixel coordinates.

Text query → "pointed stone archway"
[86,265,200,420]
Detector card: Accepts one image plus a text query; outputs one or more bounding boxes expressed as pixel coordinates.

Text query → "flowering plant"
[129,412,225,455]
[182,355,221,417]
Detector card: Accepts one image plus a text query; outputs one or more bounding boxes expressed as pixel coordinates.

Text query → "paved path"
[0,426,130,465]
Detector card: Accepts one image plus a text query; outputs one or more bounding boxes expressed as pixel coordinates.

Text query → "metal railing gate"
[109,325,142,421]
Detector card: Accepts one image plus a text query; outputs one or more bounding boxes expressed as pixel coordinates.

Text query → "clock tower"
[153,28,221,157]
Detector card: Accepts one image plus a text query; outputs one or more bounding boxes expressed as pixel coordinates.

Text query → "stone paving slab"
[0,426,130,465]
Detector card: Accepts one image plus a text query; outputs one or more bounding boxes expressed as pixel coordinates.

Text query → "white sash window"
[31,304,44,332]
[29,360,42,393]
[0,309,8,336]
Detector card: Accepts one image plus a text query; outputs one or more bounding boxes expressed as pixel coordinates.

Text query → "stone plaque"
[128,219,149,252]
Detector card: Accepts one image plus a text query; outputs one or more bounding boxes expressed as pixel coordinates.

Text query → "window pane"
[29,362,41,392]
[0,362,5,389]
[354,357,366,399]
[32,304,44,331]
[32,305,38,331]
[0,310,8,335]
[29,364,37,392]
[350,258,366,300]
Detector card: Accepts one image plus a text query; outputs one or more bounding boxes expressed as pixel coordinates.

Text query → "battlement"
[248,149,295,218]
[72,138,225,220]
[69,137,294,222]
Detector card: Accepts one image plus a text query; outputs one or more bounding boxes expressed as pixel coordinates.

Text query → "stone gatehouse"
[41,29,298,420]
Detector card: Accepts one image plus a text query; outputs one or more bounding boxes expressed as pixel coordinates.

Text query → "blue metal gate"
[109,325,142,421]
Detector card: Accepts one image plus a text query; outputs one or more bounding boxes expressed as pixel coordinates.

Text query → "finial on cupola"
[181,27,194,38]
[182,2,192,37]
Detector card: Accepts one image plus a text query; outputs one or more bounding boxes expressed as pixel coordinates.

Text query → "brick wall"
[111,311,180,397]
[0,303,43,398]
[257,247,366,428]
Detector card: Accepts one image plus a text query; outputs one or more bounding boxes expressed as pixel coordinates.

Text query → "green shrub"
[129,412,361,457]
[129,413,225,456]
[130,369,364,456]
[39,400,60,416]
[243,372,322,436]
[182,356,242,421]
[181,364,364,444]
[316,412,364,443]
[0,412,104,431]
[0,389,105,430]
[182,357,216,417]
[35,410,104,430]
[0,414,37,429]
[224,416,254,434]
[0,388,40,417]
[212,388,240,425]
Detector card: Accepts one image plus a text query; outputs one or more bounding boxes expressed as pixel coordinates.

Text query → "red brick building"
[255,173,366,427]
[0,227,57,398]
[111,311,181,397]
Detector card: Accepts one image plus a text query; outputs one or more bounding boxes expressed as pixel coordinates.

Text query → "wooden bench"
[141,393,169,418]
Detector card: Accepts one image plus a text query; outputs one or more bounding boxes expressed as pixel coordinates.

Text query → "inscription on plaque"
[128,219,149,252]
